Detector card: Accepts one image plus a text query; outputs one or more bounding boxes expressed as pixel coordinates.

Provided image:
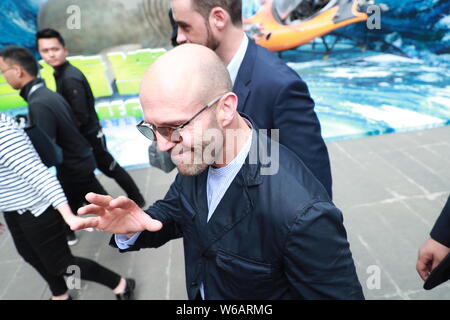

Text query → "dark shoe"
[116,278,136,300]
[66,232,78,246]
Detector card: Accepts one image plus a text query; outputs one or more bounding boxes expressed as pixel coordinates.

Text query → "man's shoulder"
[261,137,330,202]
[30,87,71,112]
[245,43,301,89]
[61,63,86,82]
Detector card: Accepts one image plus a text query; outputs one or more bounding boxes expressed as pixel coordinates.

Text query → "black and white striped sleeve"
[0,125,67,209]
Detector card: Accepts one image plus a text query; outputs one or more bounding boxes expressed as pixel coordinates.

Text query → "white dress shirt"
[226,33,249,86]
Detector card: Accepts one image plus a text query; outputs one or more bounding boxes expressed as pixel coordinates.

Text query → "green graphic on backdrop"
[0,48,166,118]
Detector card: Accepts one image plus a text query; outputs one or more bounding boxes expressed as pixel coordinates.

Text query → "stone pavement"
[1,125,449,300]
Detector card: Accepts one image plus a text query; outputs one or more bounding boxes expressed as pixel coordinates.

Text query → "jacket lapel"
[233,39,257,113]
[199,130,264,252]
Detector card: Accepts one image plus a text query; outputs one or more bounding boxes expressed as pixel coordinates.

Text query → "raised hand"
[75,193,163,234]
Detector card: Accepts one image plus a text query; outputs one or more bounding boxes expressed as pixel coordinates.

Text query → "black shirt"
[54,61,101,136]
[20,78,96,176]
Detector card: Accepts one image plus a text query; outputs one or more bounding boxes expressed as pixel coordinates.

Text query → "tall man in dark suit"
[36,29,145,207]
[170,0,333,198]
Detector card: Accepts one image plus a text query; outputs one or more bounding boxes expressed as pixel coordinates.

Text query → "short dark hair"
[192,0,242,26]
[36,28,66,48]
[0,46,39,77]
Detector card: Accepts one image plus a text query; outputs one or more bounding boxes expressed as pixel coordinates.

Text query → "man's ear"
[209,7,229,30]
[216,92,238,128]
[13,64,24,78]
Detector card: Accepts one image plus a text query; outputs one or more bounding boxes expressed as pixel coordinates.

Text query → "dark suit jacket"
[233,39,332,198]
[111,127,364,300]
[431,196,450,247]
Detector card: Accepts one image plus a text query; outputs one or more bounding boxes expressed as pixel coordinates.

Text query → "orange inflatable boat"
[244,0,369,52]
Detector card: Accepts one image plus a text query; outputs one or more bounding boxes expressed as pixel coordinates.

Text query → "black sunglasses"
[136,94,225,141]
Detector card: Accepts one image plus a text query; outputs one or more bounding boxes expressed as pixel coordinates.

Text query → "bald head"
[138,43,251,174]
[140,44,232,124]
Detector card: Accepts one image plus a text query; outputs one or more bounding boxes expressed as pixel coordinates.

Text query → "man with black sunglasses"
[74,44,363,300]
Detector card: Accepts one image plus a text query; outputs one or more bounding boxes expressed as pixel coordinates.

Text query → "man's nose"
[176,28,187,44]
[156,134,177,153]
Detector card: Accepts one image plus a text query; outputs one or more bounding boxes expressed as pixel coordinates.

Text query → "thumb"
[142,214,163,232]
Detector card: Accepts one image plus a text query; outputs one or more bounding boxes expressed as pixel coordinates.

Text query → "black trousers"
[84,130,143,203]
[4,207,121,296]
[57,169,107,215]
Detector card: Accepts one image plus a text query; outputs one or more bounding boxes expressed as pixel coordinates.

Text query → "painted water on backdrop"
[0,0,448,167]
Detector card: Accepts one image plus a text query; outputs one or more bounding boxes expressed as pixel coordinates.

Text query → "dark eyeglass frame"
[136,94,225,141]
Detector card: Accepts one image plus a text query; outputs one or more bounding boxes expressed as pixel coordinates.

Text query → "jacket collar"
[53,60,70,78]
[237,113,265,187]
[233,39,257,112]
[19,78,44,102]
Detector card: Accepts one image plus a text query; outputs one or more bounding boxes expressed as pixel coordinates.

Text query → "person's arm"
[61,78,91,127]
[273,79,332,198]
[283,201,364,299]
[0,125,66,209]
[416,196,450,280]
[430,196,450,247]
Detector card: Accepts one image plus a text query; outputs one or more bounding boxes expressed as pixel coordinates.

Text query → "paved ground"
[1,125,449,300]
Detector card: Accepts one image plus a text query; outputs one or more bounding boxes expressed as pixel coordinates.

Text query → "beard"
[170,116,223,176]
[205,22,220,51]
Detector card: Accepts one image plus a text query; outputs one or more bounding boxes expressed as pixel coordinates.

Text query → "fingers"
[78,203,105,216]
[416,258,431,281]
[85,192,114,207]
[70,216,99,231]
[109,195,136,210]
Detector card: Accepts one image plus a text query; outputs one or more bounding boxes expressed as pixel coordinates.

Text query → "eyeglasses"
[137,94,225,141]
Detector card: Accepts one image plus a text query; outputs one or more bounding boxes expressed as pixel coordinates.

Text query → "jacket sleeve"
[272,79,332,198]
[109,175,184,252]
[61,78,91,127]
[430,195,450,247]
[283,201,364,299]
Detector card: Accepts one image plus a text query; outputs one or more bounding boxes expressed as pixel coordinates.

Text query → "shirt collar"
[19,78,44,102]
[226,33,248,86]
[209,120,252,177]
[53,60,70,78]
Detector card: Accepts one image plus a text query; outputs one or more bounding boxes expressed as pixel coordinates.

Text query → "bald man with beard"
[75,44,364,300]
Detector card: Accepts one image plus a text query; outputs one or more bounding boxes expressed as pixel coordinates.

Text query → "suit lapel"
[189,169,209,249]
[233,39,257,113]
[203,171,253,250]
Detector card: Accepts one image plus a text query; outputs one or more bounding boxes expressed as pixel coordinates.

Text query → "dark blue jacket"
[234,40,332,198]
[111,128,363,300]
[431,196,450,247]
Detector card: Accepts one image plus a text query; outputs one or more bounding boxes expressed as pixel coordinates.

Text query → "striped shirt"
[0,113,67,217]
